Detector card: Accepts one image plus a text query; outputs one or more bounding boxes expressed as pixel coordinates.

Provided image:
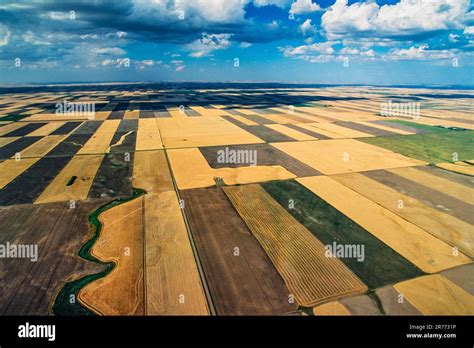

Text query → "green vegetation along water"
[52,188,145,315]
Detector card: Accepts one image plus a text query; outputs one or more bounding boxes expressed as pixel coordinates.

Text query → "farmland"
[0,83,472,316]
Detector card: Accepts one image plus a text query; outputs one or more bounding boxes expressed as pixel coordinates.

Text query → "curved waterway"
[53,188,145,315]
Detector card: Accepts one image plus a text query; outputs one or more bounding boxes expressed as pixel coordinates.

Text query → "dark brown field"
[181,187,297,315]
[0,200,106,315]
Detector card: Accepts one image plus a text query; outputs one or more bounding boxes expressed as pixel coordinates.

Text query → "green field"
[360,126,474,164]
[261,180,423,289]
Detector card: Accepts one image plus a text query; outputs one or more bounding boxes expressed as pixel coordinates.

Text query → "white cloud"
[290,0,321,15]
[340,47,359,55]
[464,26,474,35]
[0,24,10,46]
[22,31,52,45]
[239,42,252,48]
[188,33,231,58]
[280,41,337,58]
[322,0,471,39]
[92,47,126,55]
[101,58,130,68]
[384,45,455,61]
[131,0,249,26]
[300,19,317,36]
[267,20,279,30]
[175,65,185,72]
[449,33,460,42]
[253,0,292,9]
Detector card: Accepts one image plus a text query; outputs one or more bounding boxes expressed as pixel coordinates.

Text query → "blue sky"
[0,0,473,85]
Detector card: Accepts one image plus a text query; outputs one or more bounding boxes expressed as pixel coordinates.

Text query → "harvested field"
[0,201,106,315]
[132,151,209,315]
[297,176,471,273]
[360,130,474,163]
[157,117,262,148]
[50,121,82,135]
[77,120,120,155]
[19,135,66,158]
[136,118,163,151]
[363,169,474,225]
[0,158,39,189]
[272,139,424,175]
[441,263,474,295]
[262,180,423,288]
[312,301,351,316]
[223,184,367,307]
[284,123,331,139]
[311,122,374,138]
[168,148,295,189]
[132,150,173,193]
[79,197,144,315]
[374,286,421,315]
[239,125,294,142]
[393,275,474,315]
[332,172,474,257]
[0,122,27,136]
[416,165,474,189]
[27,122,65,136]
[143,192,209,315]
[334,121,398,137]
[436,161,474,176]
[265,124,317,141]
[35,155,104,204]
[0,137,19,147]
[2,122,46,137]
[88,153,133,199]
[199,143,320,177]
[0,136,42,160]
[181,187,297,315]
[387,166,474,204]
[0,156,73,206]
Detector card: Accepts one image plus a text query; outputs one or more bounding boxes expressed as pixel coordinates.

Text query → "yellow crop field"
[27,122,65,136]
[265,124,317,141]
[132,150,174,193]
[77,120,120,154]
[332,172,474,257]
[313,301,351,315]
[135,118,164,151]
[387,166,474,204]
[0,158,38,189]
[168,148,295,189]
[35,154,104,203]
[297,176,471,273]
[79,198,145,315]
[223,184,367,307]
[394,275,474,315]
[436,162,474,176]
[273,139,424,175]
[157,116,263,148]
[143,192,209,315]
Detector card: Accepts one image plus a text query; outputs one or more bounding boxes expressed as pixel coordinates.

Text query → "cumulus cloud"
[188,33,231,57]
[300,19,317,36]
[322,0,471,39]
[384,44,456,61]
[290,0,322,15]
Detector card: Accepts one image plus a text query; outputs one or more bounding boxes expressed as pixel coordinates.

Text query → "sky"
[0,0,473,85]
